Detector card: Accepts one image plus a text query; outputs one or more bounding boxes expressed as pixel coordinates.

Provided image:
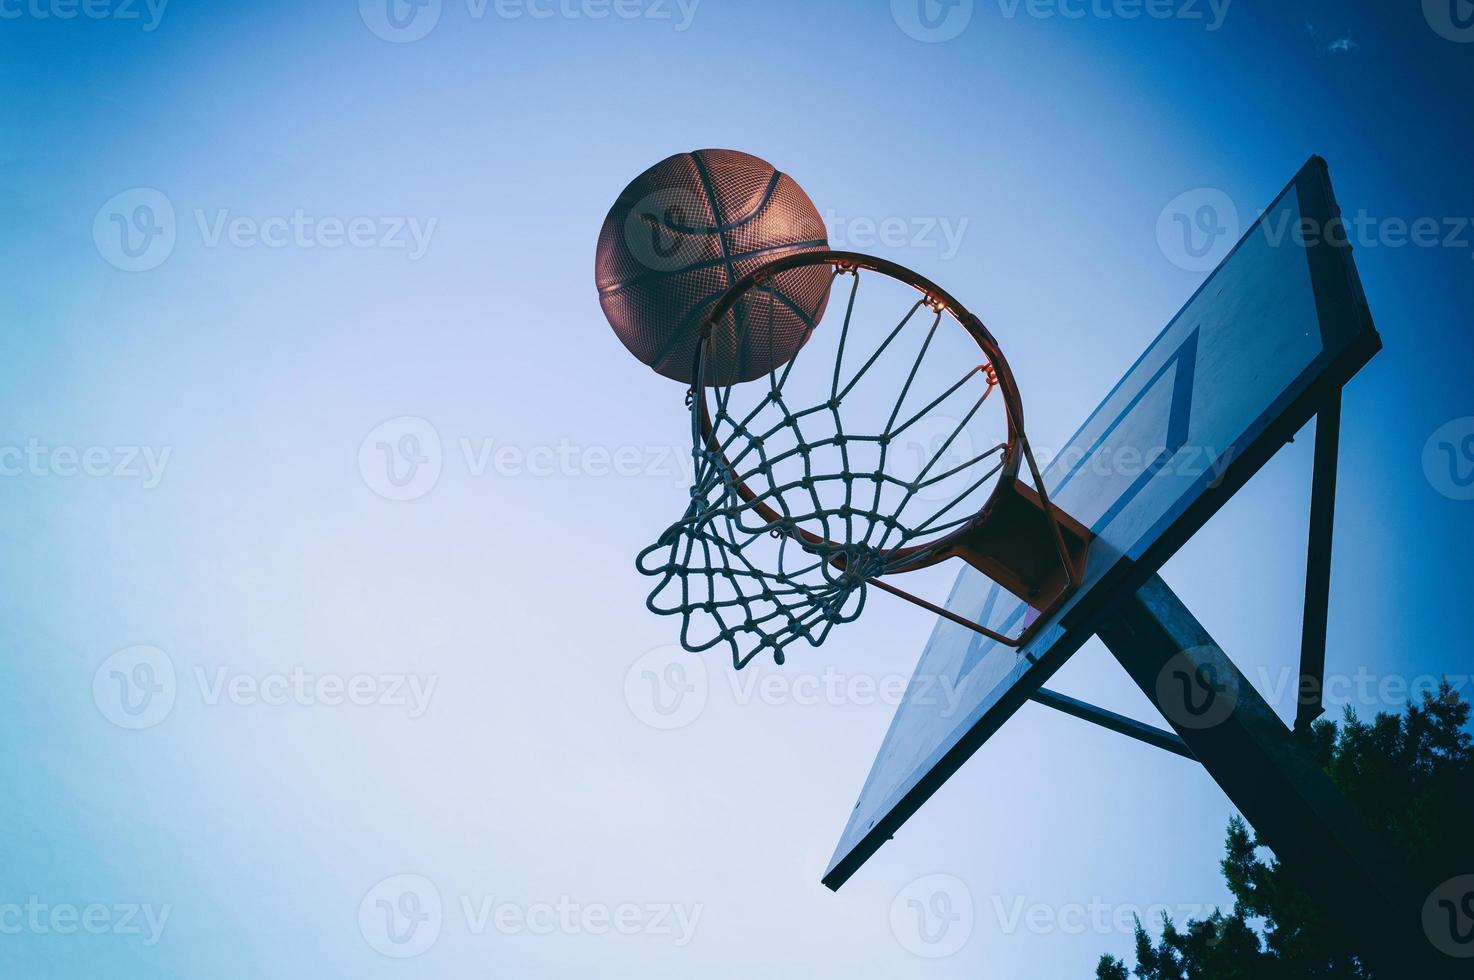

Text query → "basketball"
[595,149,833,386]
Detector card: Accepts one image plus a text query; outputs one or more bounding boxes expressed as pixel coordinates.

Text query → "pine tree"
[1095,681,1473,979]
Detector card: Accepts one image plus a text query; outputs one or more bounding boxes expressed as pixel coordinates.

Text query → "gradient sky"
[2,1,1472,977]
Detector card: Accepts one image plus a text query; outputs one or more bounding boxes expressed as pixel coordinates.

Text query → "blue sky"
[2,1,1472,977]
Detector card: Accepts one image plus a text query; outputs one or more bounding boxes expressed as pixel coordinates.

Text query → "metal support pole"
[1096,574,1455,979]
[1296,392,1342,733]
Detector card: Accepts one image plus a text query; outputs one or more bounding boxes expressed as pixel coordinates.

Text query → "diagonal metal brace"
[1029,687,1195,760]
[1295,391,1342,734]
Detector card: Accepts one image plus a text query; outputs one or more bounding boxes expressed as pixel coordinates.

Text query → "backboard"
[824,157,1381,889]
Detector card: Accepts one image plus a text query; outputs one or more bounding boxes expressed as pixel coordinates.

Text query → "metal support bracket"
[1096,574,1457,979]
[1029,687,1195,761]
[1295,391,1342,734]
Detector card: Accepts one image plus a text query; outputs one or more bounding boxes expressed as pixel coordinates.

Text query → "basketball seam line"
[670,274,823,365]
[645,242,829,375]
[651,172,785,237]
[694,160,787,379]
[713,172,786,234]
[595,238,831,299]
[689,150,738,287]
[596,155,787,296]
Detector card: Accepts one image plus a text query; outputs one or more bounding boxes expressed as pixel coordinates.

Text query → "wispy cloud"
[1305,19,1360,55]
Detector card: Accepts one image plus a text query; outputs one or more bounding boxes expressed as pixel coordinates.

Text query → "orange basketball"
[595,149,832,386]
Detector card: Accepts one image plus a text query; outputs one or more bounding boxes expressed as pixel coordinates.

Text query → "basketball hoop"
[637,251,1091,668]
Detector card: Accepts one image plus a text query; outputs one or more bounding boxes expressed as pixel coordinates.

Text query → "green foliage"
[1095,680,1472,980]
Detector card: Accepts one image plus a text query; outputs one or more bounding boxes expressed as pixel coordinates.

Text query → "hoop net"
[637,258,1015,668]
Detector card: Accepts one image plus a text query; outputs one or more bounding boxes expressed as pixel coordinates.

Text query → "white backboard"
[825,157,1380,889]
